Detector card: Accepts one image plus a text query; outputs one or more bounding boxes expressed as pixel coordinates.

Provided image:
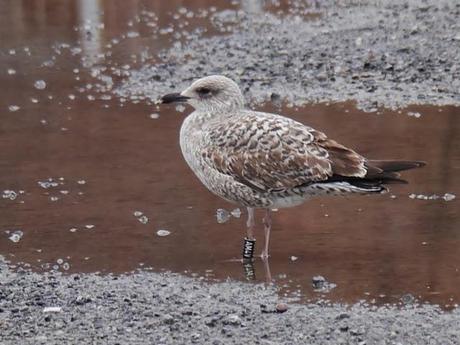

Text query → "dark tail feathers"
[325,160,426,190]
[367,160,426,173]
[364,160,425,184]
[358,159,426,186]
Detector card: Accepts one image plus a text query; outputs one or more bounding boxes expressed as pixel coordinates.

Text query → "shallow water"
[1,0,459,308]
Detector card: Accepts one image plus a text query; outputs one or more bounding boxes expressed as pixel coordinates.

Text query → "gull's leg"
[242,207,256,260]
[246,207,255,239]
[261,208,272,259]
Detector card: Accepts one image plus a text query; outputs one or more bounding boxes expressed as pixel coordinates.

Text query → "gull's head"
[157,75,244,112]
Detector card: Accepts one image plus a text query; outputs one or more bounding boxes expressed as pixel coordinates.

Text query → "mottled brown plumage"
[203,113,331,192]
[158,75,426,259]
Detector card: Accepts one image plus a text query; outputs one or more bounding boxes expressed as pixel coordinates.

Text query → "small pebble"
[156,229,171,237]
[443,193,456,201]
[230,208,241,218]
[2,190,18,200]
[407,111,421,118]
[8,105,20,112]
[43,307,62,313]
[8,230,24,243]
[216,208,230,223]
[34,80,47,90]
[138,215,149,224]
[401,293,415,304]
[276,303,288,313]
[223,314,241,325]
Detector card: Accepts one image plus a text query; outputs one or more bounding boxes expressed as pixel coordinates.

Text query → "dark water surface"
[1,1,459,307]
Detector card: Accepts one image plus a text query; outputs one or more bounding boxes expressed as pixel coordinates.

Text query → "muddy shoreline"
[1,257,460,345]
[115,0,460,112]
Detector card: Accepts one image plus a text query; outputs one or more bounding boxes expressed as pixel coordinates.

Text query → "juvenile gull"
[156,75,425,259]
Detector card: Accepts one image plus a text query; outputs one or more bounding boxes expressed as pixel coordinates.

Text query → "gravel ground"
[1,256,460,345]
[113,0,460,112]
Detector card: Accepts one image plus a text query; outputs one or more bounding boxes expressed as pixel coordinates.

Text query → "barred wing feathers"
[200,112,368,192]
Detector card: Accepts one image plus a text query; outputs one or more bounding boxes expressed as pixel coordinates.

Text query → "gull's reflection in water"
[242,258,273,284]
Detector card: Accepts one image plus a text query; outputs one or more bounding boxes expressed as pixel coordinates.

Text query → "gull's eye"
[196,87,212,96]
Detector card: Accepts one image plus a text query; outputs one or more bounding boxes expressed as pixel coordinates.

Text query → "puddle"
[1,0,460,308]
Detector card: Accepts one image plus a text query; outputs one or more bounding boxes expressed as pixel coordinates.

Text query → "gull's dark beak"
[155,93,190,105]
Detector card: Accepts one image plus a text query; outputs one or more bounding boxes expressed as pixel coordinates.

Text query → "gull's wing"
[201,112,367,192]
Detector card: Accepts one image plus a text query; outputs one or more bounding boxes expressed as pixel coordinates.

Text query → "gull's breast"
[179,113,272,208]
